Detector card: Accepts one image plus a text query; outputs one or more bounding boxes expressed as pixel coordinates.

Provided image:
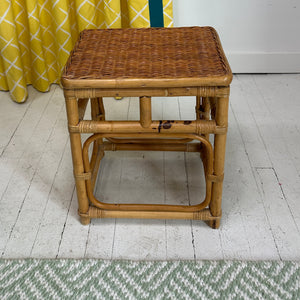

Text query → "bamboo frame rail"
[103,137,194,144]
[100,142,201,152]
[79,207,221,221]
[63,86,230,99]
[61,26,232,228]
[68,119,227,135]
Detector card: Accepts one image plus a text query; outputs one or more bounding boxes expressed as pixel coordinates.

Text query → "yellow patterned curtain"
[0,0,173,103]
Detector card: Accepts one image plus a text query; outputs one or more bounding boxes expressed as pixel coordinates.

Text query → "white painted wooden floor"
[0,74,300,261]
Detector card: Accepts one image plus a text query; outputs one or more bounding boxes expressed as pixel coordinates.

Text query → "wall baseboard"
[227,52,300,73]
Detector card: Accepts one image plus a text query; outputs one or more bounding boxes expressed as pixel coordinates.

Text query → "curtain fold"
[0,0,173,103]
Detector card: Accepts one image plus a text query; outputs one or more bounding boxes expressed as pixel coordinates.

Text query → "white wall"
[173,0,300,73]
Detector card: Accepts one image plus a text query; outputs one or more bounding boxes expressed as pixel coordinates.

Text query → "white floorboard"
[0,74,300,260]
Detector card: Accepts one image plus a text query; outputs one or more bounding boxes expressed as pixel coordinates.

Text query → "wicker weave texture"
[62,27,232,87]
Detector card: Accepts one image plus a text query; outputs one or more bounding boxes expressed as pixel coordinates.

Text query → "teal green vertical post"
[149,0,164,27]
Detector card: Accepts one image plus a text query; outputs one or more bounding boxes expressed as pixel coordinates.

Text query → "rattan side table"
[61,27,232,229]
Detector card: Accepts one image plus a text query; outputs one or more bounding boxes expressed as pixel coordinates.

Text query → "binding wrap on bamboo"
[74,171,92,181]
[207,173,224,183]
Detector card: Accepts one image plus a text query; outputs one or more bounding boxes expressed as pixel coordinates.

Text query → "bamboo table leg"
[208,96,229,229]
[66,97,91,225]
[201,97,211,141]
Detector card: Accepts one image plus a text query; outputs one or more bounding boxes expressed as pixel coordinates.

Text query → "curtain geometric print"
[0,0,173,103]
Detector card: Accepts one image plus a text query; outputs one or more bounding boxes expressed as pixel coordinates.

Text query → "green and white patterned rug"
[0,259,299,299]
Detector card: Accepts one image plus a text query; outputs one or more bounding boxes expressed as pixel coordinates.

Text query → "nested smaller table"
[61,27,232,229]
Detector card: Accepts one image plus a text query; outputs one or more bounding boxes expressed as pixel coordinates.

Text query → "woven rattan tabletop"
[61,27,232,89]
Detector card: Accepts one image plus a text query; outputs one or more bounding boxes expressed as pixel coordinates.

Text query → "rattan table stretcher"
[61,27,232,229]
